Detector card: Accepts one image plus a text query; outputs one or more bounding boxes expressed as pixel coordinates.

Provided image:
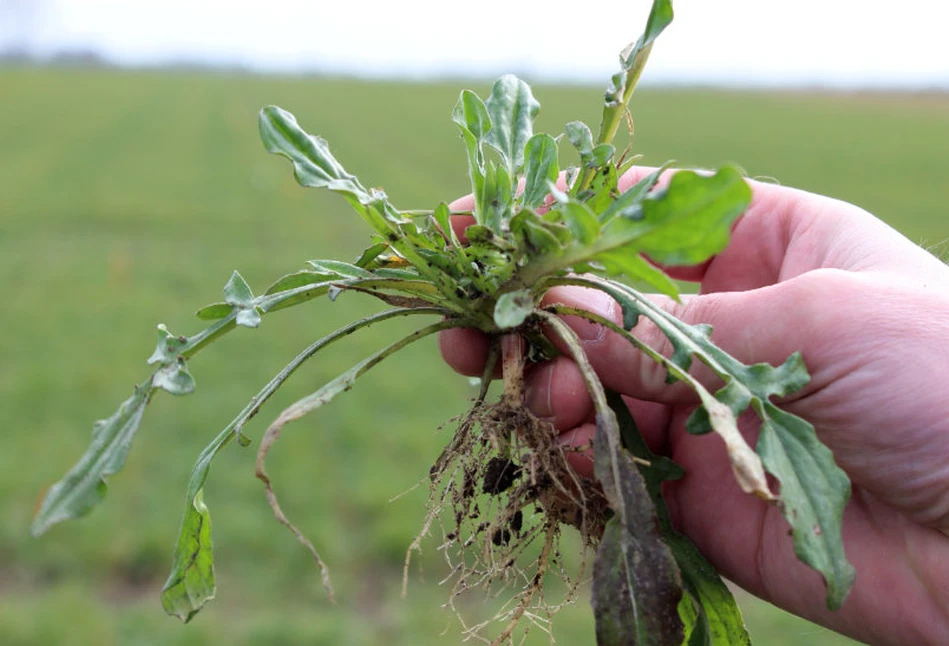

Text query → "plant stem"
[500,333,526,406]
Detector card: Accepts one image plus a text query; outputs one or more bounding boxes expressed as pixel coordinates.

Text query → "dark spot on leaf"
[491,528,511,546]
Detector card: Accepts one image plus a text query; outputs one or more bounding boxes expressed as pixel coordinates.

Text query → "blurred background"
[2,1,947,644]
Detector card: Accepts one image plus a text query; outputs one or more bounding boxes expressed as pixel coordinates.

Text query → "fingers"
[438,327,495,378]
[447,195,475,243]
[539,271,844,406]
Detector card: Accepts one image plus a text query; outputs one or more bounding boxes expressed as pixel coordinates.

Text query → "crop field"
[2,66,947,645]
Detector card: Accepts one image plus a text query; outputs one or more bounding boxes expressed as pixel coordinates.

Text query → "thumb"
[543,271,838,404]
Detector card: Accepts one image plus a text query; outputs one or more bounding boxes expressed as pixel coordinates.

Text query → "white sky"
[4,0,949,88]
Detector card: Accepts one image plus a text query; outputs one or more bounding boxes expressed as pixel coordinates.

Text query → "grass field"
[2,65,947,645]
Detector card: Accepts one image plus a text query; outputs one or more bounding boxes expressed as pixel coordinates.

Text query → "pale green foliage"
[32,0,855,643]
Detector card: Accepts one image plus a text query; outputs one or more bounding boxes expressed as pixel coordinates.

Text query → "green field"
[2,65,947,645]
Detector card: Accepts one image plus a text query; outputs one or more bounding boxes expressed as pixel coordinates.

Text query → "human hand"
[439,168,949,645]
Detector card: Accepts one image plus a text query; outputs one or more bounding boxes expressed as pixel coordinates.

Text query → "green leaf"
[353,241,389,268]
[161,488,215,622]
[562,275,855,610]
[260,105,361,197]
[262,105,461,298]
[194,302,232,320]
[263,270,334,296]
[147,324,189,366]
[235,308,261,329]
[599,165,667,224]
[583,163,620,215]
[755,403,855,609]
[602,167,751,266]
[670,534,752,646]
[598,0,674,143]
[160,307,448,622]
[521,134,559,209]
[595,250,680,300]
[154,357,197,395]
[452,90,490,224]
[221,271,261,329]
[590,143,615,167]
[432,202,461,248]
[484,74,540,177]
[223,270,254,307]
[31,380,154,536]
[452,89,491,139]
[259,106,402,237]
[305,259,373,279]
[481,160,513,233]
[493,289,534,329]
[556,199,602,246]
[565,120,594,160]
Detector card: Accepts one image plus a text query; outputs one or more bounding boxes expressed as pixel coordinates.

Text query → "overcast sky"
[3,0,948,88]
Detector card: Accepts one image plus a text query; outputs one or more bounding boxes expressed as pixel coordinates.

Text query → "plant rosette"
[31,1,855,644]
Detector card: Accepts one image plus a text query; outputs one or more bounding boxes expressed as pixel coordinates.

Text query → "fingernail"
[572,292,617,342]
[524,364,554,420]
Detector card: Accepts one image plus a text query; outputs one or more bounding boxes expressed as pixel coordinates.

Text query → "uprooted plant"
[31,1,856,643]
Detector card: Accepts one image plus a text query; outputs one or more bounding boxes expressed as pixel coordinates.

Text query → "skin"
[439,168,949,645]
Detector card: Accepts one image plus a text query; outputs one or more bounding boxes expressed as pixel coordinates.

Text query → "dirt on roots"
[406,398,610,644]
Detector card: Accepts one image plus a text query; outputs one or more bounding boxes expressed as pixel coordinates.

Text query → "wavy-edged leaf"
[261,105,463,299]
[31,380,154,537]
[601,167,751,266]
[259,105,356,190]
[484,74,539,177]
[755,403,855,609]
[259,106,402,236]
[560,275,855,610]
